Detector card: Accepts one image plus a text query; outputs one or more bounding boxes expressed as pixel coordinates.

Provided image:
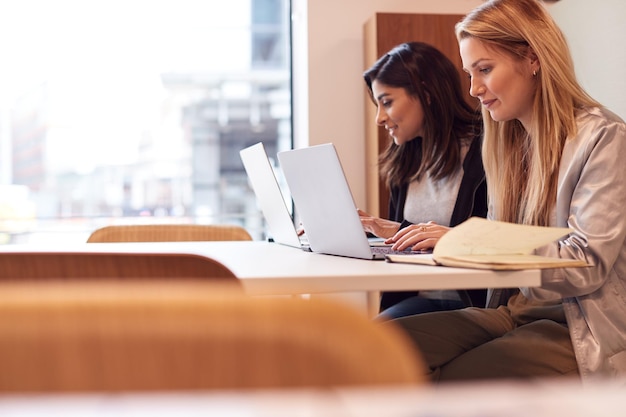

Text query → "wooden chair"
[87,224,253,243]
[0,282,426,392]
[0,252,241,287]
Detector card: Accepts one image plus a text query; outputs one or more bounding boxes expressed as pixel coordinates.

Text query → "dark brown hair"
[364,41,480,188]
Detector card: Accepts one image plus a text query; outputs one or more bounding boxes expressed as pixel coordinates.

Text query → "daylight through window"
[0,0,292,244]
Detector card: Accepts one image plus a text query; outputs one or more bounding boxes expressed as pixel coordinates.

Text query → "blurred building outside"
[0,0,292,243]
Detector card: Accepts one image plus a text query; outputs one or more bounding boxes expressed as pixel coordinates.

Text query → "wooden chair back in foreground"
[87,224,253,243]
[0,282,426,392]
[0,252,240,286]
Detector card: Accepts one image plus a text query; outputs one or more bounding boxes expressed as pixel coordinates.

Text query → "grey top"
[404,141,470,227]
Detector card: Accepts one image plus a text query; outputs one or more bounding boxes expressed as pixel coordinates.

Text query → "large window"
[0,0,292,243]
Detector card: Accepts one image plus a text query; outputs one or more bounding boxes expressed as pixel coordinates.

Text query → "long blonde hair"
[456,0,599,225]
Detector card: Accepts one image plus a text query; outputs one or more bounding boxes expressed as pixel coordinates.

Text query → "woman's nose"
[469,78,483,98]
[375,107,386,126]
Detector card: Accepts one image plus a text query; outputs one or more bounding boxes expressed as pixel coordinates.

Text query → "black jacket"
[380,135,488,311]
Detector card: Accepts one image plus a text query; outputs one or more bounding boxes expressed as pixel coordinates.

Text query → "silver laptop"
[277,143,417,260]
[240,142,309,250]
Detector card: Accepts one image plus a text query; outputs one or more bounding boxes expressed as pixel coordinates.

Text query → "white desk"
[0,378,624,416]
[0,241,541,315]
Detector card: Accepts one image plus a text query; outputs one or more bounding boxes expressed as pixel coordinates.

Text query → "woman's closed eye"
[466,67,492,78]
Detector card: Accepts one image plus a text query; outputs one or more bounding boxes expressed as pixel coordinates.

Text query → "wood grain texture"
[0,283,426,392]
[87,224,253,243]
[0,252,241,283]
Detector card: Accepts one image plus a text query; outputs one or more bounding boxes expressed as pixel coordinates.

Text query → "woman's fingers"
[389,223,449,251]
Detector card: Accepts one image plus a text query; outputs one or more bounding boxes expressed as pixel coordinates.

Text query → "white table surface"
[0,240,541,297]
[0,378,624,417]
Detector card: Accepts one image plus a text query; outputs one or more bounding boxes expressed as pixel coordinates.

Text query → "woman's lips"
[481,99,496,109]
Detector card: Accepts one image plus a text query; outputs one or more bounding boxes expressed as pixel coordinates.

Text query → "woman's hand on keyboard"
[357,209,401,239]
[386,221,450,252]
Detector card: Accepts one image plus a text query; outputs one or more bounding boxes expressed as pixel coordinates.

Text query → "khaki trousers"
[391,304,580,382]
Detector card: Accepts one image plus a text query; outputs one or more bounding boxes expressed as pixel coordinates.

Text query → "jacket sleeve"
[388,184,409,225]
[450,134,487,226]
[524,109,626,300]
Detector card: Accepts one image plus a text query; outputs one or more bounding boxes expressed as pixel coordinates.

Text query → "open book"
[385,217,590,270]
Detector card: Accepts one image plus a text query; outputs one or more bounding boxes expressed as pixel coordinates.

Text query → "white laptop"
[239,142,309,250]
[277,143,419,260]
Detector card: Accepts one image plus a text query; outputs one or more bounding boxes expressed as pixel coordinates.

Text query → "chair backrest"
[0,252,241,285]
[0,282,426,392]
[87,224,253,243]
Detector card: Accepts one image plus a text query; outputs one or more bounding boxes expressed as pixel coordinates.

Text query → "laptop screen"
[240,142,302,248]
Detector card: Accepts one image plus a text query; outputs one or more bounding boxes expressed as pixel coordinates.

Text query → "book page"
[433,217,572,257]
[434,254,589,270]
[387,218,589,270]
[386,253,588,270]
[385,253,437,266]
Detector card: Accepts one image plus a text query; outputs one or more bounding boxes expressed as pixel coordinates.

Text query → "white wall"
[293,0,626,212]
[548,0,626,120]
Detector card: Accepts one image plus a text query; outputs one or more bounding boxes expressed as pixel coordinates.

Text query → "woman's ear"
[528,47,540,75]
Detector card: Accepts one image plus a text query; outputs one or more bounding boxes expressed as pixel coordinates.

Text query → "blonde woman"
[391,0,626,382]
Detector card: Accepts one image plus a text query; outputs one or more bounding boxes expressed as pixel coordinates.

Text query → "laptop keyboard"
[370,246,430,255]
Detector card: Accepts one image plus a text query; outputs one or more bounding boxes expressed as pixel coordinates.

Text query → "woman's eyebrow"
[465,58,490,71]
[376,92,389,101]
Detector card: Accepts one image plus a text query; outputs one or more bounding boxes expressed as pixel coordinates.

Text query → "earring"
[533,70,537,77]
